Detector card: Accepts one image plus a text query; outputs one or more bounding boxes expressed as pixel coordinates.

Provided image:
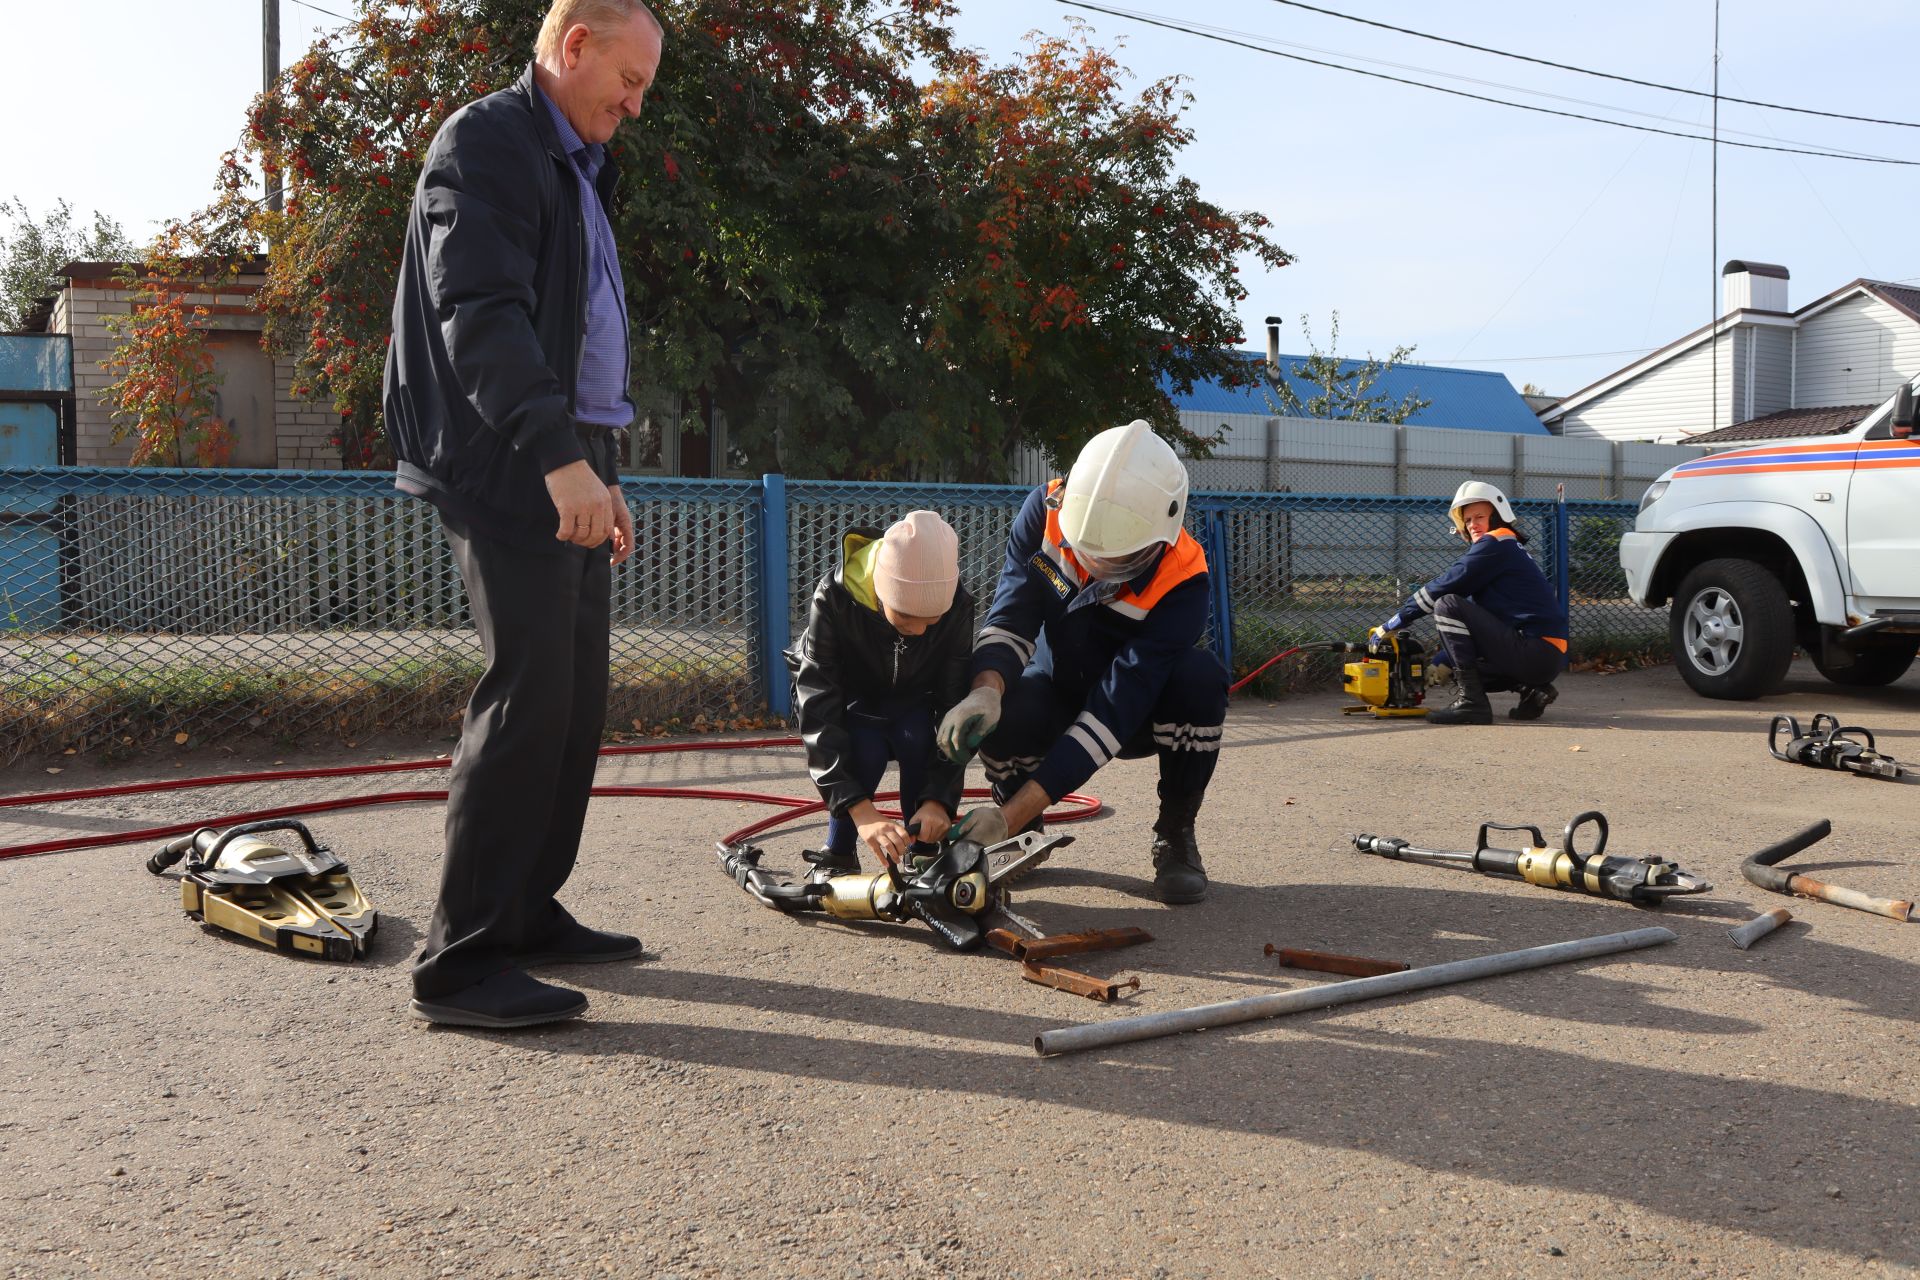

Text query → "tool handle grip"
[1476,821,1545,854]
[146,830,207,875]
[908,898,984,952]
[1768,714,1803,761]
[1562,810,1609,859]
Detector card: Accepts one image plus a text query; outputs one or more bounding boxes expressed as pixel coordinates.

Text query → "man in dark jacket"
[383,0,662,1028]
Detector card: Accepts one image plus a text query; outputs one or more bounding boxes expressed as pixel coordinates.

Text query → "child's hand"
[856,813,910,864]
[910,801,951,844]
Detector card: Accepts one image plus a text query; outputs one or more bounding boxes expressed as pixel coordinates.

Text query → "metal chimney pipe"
[1263,315,1281,378]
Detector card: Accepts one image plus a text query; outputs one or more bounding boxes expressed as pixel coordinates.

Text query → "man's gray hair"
[535,0,660,61]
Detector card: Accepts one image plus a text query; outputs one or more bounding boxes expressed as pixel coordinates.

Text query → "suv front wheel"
[1670,558,1796,699]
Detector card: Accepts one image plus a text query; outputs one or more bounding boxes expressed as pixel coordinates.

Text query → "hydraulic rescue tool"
[147,820,377,960]
[717,831,1076,952]
[1740,819,1917,922]
[1769,714,1908,780]
[1351,810,1712,905]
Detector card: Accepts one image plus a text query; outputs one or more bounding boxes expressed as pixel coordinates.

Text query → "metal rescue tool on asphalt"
[1769,714,1909,781]
[146,820,377,961]
[1351,810,1711,905]
[716,831,1077,953]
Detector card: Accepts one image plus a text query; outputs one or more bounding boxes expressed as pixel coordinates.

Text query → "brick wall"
[54,267,343,470]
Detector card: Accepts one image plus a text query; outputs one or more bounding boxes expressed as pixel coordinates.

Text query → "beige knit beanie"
[873,510,960,617]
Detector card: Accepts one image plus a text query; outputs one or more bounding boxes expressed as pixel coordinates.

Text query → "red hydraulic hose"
[1228,645,1305,695]
[0,737,1100,862]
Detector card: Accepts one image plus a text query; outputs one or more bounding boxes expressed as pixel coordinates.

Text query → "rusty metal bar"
[1014,927,1154,962]
[1264,944,1408,978]
[1727,907,1792,950]
[1020,961,1140,1003]
[1739,820,1917,922]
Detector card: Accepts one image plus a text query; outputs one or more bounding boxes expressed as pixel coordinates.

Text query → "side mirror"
[1894,386,1916,439]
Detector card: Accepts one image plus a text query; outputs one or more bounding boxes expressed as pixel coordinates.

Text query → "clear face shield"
[1075,542,1162,583]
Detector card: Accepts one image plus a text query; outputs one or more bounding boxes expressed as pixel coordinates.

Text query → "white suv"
[1620,378,1920,699]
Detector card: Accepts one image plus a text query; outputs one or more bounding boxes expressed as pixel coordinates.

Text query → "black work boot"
[1509,682,1559,721]
[1427,666,1493,725]
[1149,790,1208,905]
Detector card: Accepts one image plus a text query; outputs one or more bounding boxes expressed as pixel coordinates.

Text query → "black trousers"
[979,647,1228,807]
[1431,594,1564,693]
[412,511,612,1000]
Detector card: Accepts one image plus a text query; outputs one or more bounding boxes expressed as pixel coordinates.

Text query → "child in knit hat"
[786,510,975,872]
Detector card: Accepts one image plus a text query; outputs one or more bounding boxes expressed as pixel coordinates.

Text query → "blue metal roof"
[1166,352,1548,435]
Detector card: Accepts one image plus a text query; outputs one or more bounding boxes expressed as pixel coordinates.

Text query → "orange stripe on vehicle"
[1542,637,1568,653]
[1677,460,1858,477]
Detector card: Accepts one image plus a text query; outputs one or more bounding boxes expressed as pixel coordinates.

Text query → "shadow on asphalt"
[517,878,1920,1266]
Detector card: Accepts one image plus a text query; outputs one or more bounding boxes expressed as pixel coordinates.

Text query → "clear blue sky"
[5,0,1917,398]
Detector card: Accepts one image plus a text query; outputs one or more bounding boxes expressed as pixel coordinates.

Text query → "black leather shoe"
[1509,683,1559,721]
[410,969,587,1028]
[1149,829,1208,905]
[515,921,644,967]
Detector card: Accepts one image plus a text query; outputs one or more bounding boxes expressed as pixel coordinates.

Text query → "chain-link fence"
[1,467,1650,760]
[0,468,762,761]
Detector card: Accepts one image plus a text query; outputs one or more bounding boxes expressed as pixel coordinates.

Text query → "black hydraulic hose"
[1739,820,1833,895]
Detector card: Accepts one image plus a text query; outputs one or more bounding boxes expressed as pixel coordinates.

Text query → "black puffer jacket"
[786,529,975,819]
[383,63,619,546]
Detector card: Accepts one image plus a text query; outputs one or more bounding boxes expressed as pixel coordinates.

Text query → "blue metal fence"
[0,466,1647,759]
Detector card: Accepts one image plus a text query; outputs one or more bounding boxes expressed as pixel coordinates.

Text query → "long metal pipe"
[1033,926,1677,1057]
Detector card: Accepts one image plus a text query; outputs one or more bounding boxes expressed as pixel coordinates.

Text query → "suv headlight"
[1638,480,1669,514]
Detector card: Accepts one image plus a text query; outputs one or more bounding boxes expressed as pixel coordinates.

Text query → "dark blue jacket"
[1389,529,1568,641]
[384,63,620,545]
[972,484,1220,800]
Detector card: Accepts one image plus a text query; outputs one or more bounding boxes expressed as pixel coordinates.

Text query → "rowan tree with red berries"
[227,0,1288,477]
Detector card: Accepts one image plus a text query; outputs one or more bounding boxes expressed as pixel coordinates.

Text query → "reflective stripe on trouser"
[977,647,1228,804]
[1430,593,1565,692]
[823,696,936,856]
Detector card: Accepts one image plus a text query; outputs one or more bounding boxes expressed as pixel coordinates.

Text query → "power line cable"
[1057,2,1920,166]
[1255,0,1920,130]
[1438,348,1659,365]
[287,0,352,22]
[1137,11,1893,158]
[1724,67,1879,279]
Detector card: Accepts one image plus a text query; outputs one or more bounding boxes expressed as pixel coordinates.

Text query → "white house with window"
[1540,261,1920,445]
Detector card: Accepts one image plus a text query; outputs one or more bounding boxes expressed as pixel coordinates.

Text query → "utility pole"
[264,0,283,214]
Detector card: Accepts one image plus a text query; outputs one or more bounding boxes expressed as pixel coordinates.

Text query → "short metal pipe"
[1034,926,1677,1057]
[1727,907,1792,949]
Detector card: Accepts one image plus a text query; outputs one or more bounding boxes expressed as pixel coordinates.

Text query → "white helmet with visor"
[1058,419,1189,581]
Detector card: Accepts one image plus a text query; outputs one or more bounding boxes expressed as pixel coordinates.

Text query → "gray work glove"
[937,686,1003,761]
[953,806,1009,847]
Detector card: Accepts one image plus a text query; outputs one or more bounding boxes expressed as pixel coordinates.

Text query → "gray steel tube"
[1033,925,1677,1057]
[1727,907,1792,949]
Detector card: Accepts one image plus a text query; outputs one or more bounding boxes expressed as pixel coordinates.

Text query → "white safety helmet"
[1058,419,1189,580]
[1447,480,1517,541]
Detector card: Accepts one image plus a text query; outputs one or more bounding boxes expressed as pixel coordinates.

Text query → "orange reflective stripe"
[1541,636,1568,653]
[1116,530,1208,612]
[1040,477,1208,613]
